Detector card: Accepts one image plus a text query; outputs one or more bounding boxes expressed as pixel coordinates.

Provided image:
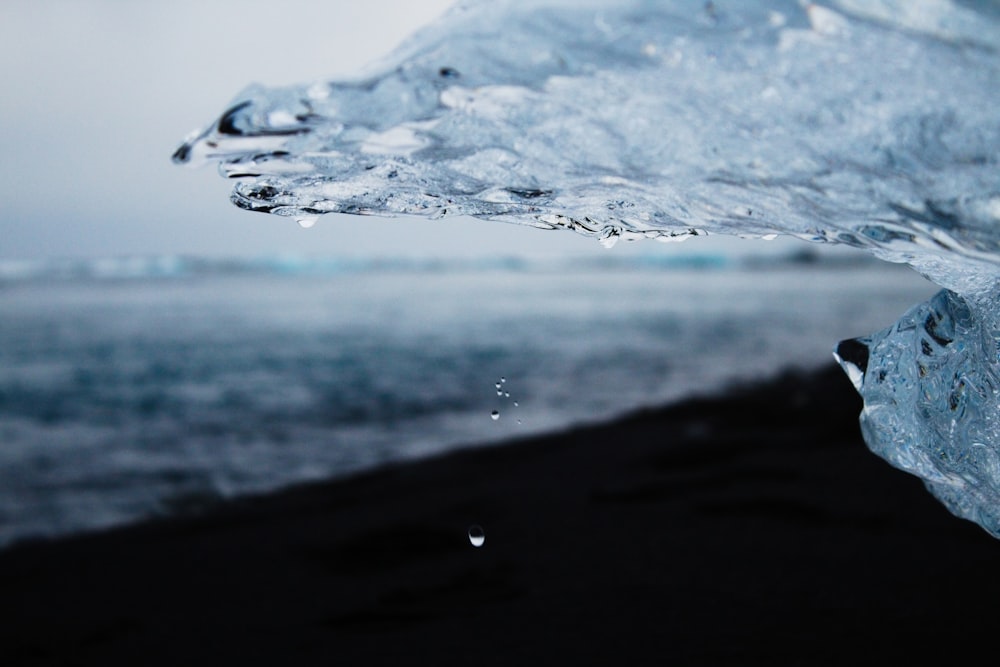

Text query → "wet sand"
[2,364,998,666]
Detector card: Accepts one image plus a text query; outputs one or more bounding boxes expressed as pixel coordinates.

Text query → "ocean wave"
[0,249,885,285]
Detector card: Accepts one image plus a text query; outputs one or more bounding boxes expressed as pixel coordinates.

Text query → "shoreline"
[0,359,864,554]
[2,363,997,665]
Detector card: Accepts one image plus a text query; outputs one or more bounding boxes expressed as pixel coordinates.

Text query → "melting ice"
[175,0,1000,537]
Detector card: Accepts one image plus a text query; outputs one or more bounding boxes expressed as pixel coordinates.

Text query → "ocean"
[0,253,935,548]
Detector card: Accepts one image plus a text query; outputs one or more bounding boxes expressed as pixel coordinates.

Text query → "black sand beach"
[2,364,998,666]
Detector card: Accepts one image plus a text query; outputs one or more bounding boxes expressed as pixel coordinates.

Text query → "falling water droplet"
[296,216,318,229]
[468,525,485,547]
[491,410,500,421]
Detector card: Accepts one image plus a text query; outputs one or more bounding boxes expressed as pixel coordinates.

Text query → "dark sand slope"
[2,365,998,666]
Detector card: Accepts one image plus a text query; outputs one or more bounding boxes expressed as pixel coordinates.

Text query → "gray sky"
[0,0,836,262]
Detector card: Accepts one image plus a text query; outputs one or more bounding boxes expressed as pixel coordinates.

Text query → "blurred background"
[0,0,935,548]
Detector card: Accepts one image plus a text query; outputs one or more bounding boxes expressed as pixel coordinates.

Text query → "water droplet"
[491,410,500,421]
[296,216,318,229]
[468,525,485,547]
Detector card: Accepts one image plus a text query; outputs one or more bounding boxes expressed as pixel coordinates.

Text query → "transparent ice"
[175,1,1000,536]
[836,289,1000,536]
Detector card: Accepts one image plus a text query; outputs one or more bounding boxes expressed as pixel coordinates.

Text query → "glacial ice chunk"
[173,0,1000,287]
[836,289,1000,537]
[174,0,1000,536]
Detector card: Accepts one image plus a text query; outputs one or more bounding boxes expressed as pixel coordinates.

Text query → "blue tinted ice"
[175,0,1000,536]
[837,289,1000,536]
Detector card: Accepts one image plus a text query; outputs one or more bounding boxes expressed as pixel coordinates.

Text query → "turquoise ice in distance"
[174,0,1000,536]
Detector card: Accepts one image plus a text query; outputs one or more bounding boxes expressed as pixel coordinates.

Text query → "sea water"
[0,255,932,547]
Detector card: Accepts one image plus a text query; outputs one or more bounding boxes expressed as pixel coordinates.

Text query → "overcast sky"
[0,0,832,262]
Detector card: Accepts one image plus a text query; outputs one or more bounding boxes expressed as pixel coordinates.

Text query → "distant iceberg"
[175,0,1000,536]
